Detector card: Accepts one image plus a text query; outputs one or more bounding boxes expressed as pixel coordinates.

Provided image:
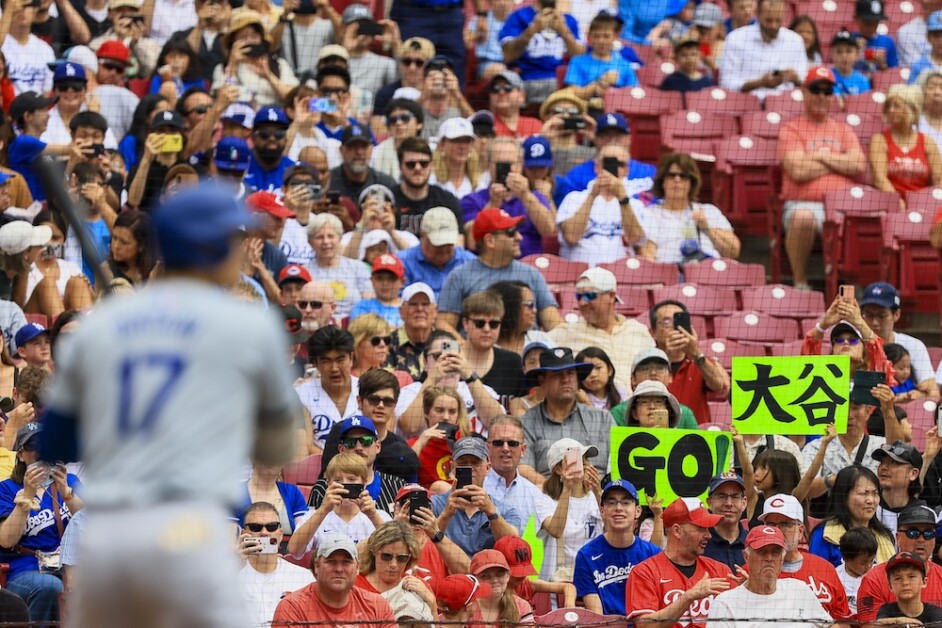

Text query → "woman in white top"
[430,117,486,199]
[25,211,91,319]
[919,71,942,151]
[306,213,372,319]
[638,152,741,264]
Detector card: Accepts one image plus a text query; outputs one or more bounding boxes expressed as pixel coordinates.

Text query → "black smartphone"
[327,191,340,204]
[87,143,106,157]
[851,370,887,406]
[357,20,384,37]
[341,483,364,498]
[426,58,449,73]
[540,0,556,9]
[243,43,268,57]
[409,493,431,521]
[603,156,620,177]
[673,310,692,333]
[129,14,146,23]
[495,161,511,186]
[455,466,473,490]
[437,423,459,441]
[562,116,585,131]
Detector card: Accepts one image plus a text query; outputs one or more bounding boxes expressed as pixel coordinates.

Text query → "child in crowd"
[494,536,577,608]
[563,11,638,99]
[691,3,725,75]
[885,343,924,403]
[876,551,942,623]
[409,386,470,491]
[660,36,713,93]
[853,0,898,75]
[468,549,534,624]
[647,0,695,48]
[436,574,491,625]
[466,0,513,80]
[576,346,626,411]
[348,253,405,326]
[14,323,51,371]
[287,453,390,558]
[836,527,878,616]
[831,30,871,97]
[790,15,823,64]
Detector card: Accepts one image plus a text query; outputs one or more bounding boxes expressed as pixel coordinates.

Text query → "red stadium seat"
[713,311,800,352]
[770,338,813,356]
[520,254,589,293]
[901,399,938,434]
[636,60,677,88]
[283,550,313,569]
[683,259,766,306]
[705,402,732,430]
[598,257,680,288]
[822,185,899,301]
[871,67,913,92]
[651,284,738,337]
[836,112,883,149]
[763,89,807,119]
[705,338,766,370]
[741,284,826,324]
[904,187,942,216]
[24,313,48,328]
[606,87,683,163]
[881,211,941,314]
[843,92,888,120]
[660,110,738,202]
[683,88,761,121]
[794,0,852,59]
[712,135,779,235]
[631,44,662,67]
[282,454,322,486]
[928,346,942,372]
[741,110,792,140]
[534,608,627,627]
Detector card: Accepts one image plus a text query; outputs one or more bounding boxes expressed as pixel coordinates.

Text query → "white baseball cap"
[0,222,51,255]
[758,493,804,522]
[402,282,436,304]
[421,207,458,246]
[315,532,358,559]
[546,438,599,471]
[438,117,476,141]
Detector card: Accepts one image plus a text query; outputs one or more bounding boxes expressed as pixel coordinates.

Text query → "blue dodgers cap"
[338,415,378,437]
[14,322,48,348]
[601,479,639,502]
[213,136,251,171]
[152,182,254,269]
[930,10,942,31]
[341,121,372,146]
[522,136,553,168]
[860,282,901,310]
[596,112,629,134]
[53,61,86,83]
[253,106,289,128]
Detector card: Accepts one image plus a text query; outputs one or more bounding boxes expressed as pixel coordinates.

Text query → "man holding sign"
[626,497,734,628]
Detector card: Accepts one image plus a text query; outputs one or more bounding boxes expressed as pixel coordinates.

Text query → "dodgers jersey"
[45,279,300,509]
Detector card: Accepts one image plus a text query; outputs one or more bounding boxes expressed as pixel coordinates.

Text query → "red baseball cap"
[371,253,404,279]
[745,525,786,550]
[435,574,492,612]
[470,549,510,576]
[662,497,724,528]
[246,191,296,219]
[493,536,537,577]
[97,40,131,65]
[394,483,430,502]
[804,65,836,86]
[278,264,312,286]
[471,207,524,242]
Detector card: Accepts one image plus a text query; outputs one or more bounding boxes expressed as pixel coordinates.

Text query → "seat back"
[683,259,766,306]
[741,284,826,320]
[683,88,761,119]
[763,89,806,118]
[713,311,799,350]
[606,87,683,162]
[534,608,628,627]
[521,254,589,288]
[651,284,738,337]
[705,337,767,370]
[282,454,323,486]
[882,212,940,313]
[741,110,792,140]
[713,135,778,235]
[598,257,680,288]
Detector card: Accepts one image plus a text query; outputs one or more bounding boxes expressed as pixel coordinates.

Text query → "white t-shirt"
[280,219,315,267]
[40,107,118,148]
[3,34,54,95]
[536,492,602,580]
[238,559,315,628]
[294,375,359,450]
[302,509,392,554]
[708,578,832,628]
[26,259,85,303]
[835,562,865,616]
[638,202,734,264]
[556,190,643,264]
[148,0,197,46]
[892,331,935,385]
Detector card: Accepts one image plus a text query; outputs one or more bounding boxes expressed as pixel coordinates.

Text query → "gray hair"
[306,213,343,239]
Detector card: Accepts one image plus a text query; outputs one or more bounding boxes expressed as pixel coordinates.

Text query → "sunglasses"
[320,87,348,96]
[388,112,414,125]
[365,394,396,407]
[665,171,691,180]
[245,521,281,533]
[378,551,412,563]
[808,84,834,96]
[341,435,376,448]
[403,159,430,169]
[832,337,861,345]
[401,57,425,67]
[552,106,581,116]
[490,83,515,94]
[468,319,500,330]
[254,129,287,140]
[902,528,936,540]
[186,105,210,115]
[522,299,536,309]
[576,291,601,302]
[493,227,517,238]
[56,81,86,92]
[298,300,324,309]
[489,439,521,448]
[101,62,126,73]
[369,335,392,346]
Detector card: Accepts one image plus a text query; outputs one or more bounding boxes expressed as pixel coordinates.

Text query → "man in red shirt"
[626,497,734,628]
[488,72,543,139]
[856,503,942,622]
[758,493,851,620]
[777,65,866,290]
[273,533,397,628]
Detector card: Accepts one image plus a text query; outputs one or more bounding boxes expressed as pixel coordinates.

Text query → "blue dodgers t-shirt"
[348,299,403,327]
[562,159,657,199]
[499,7,580,81]
[8,135,47,201]
[573,534,662,615]
[853,32,899,71]
[231,481,309,533]
[0,474,80,581]
[564,53,638,88]
[244,155,294,193]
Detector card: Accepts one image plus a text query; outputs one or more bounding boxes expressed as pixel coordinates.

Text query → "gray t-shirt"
[94,85,139,141]
[281,18,335,77]
[45,279,300,508]
[307,256,372,319]
[348,52,398,100]
[420,106,462,142]
[438,258,558,316]
[519,402,615,476]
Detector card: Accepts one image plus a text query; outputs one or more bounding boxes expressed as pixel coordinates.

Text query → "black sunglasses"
[489,439,521,448]
[369,335,392,346]
[665,171,691,180]
[493,227,517,238]
[298,300,324,309]
[490,83,515,93]
[365,394,396,407]
[186,104,210,115]
[245,521,281,532]
[101,62,126,73]
[320,87,348,96]
[403,159,430,169]
[388,112,414,125]
[401,57,425,67]
[902,529,936,540]
[468,318,500,330]
[808,84,834,96]
[552,106,581,116]
[254,129,287,140]
[56,81,86,92]
[341,435,376,448]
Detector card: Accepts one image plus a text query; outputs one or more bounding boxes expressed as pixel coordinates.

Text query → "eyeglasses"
[298,300,324,310]
[636,396,667,406]
[245,521,281,533]
[101,62,126,73]
[833,337,861,345]
[56,81,86,92]
[378,551,412,563]
[902,529,936,540]
[490,83,515,94]
[603,499,635,508]
[468,319,500,330]
[552,106,581,116]
[341,435,376,448]
[489,439,521,448]
[862,309,892,320]
[364,394,396,407]
[369,335,392,346]
[401,57,426,68]
[254,129,287,140]
[403,159,431,170]
[426,351,443,360]
[808,84,834,96]
[711,492,745,502]
[575,291,600,302]
[320,87,349,96]
[493,227,517,238]
[186,104,210,115]
[665,171,691,180]
[388,112,415,125]
[764,520,798,529]
[521,300,536,310]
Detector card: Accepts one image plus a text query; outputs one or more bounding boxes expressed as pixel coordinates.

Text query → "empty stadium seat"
[637,61,677,88]
[882,211,941,314]
[871,67,912,92]
[651,284,738,337]
[705,338,766,370]
[683,259,767,306]
[836,112,884,149]
[712,135,779,235]
[741,284,826,324]
[763,89,807,119]
[599,257,680,287]
[901,398,938,434]
[520,254,589,289]
[770,338,813,357]
[535,608,626,627]
[843,91,888,120]
[24,313,48,328]
[713,311,800,352]
[904,187,942,215]
[683,88,762,120]
[741,110,791,140]
[282,454,322,485]
[606,87,683,163]
[705,402,732,430]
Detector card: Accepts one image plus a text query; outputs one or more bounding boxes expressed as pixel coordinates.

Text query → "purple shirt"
[460,189,550,258]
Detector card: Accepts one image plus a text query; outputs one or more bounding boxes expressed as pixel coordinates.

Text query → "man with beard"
[329,122,396,202]
[245,107,295,193]
[297,280,339,336]
[392,136,462,238]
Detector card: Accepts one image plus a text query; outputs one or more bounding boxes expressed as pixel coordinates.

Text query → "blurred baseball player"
[38,183,301,628]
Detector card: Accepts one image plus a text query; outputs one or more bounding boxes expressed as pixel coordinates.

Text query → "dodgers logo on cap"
[268,109,278,122]
[554,348,565,358]
[529,142,545,158]
[607,114,617,126]
[66,63,76,76]
[350,417,361,426]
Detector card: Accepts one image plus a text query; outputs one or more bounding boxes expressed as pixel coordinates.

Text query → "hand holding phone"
[839,285,855,302]
[603,156,620,177]
[341,483,364,499]
[563,447,584,473]
[455,466,473,490]
[673,310,692,334]
[247,536,279,554]
[850,370,887,406]
[652,409,669,428]
[495,162,511,186]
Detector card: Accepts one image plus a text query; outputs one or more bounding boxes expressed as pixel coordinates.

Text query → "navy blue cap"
[860,282,901,310]
[708,472,745,495]
[253,106,289,128]
[339,415,378,437]
[14,323,47,349]
[341,121,371,145]
[522,136,553,168]
[601,479,639,502]
[53,61,86,83]
[150,109,184,131]
[213,137,251,171]
[596,112,629,134]
[152,182,255,269]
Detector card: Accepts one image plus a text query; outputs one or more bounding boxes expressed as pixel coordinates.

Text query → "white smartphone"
[248,536,279,554]
[564,447,584,472]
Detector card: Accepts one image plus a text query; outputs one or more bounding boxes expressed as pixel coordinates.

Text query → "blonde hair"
[885,85,923,121]
[360,520,421,575]
[422,386,471,435]
[325,452,369,483]
[432,139,483,190]
[348,313,392,348]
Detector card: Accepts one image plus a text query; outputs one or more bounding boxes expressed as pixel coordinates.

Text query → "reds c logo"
[769,496,787,508]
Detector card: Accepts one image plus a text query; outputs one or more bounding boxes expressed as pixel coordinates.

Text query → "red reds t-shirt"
[626,552,733,628]
[781,552,850,620]
[272,583,397,628]
[857,560,942,622]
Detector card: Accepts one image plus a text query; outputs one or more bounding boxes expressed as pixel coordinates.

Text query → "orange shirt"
[272,583,397,628]
[494,114,543,139]
[778,115,862,202]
